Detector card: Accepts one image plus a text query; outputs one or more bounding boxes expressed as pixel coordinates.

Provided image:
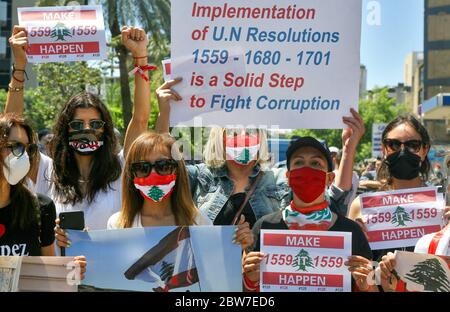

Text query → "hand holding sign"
[156,78,183,114]
[233,215,254,250]
[121,26,148,58]
[379,252,398,291]
[345,255,374,292]
[243,251,264,286]
[9,26,28,67]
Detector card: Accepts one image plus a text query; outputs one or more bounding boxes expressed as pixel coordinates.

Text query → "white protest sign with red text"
[360,187,445,250]
[18,5,107,63]
[171,0,361,128]
[260,230,352,292]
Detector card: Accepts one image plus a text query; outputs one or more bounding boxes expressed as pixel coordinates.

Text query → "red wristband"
[129,64,157,81]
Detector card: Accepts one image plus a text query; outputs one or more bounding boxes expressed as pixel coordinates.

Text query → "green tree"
[391,206,412,227]
[405,258,450,292]
[148,186,165,201]
[103,0,170,129]
[159,261,175,283]
[25,62,101,130]
[50,22,72,41]
[291,88,408,162]
[36,0,171,130]
[0,89,7,111]
[292,249,315,272]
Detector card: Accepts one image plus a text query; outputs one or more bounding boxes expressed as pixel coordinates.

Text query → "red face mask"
[288,167,327,204]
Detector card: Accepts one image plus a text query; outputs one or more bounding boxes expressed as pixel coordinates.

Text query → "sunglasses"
[131,159,178,178]
[5,142,38,158]
[69,119,105,131]
[383,138,423,153]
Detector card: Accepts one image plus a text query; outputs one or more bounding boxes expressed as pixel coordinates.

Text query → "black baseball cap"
[286,136,334,172]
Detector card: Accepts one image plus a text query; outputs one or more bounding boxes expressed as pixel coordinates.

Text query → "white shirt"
[414,226,450,256]
[27,152,52,196]
[28,152,123,230]
[107,210,212,229]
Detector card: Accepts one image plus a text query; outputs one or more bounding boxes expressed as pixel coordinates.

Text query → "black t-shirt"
[251,210,373,260]
[0,193,56,256]
[214,193,257,228]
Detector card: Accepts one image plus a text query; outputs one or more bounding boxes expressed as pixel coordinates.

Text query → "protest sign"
[170,0,361,128]
[66,226,241,292]
[372,123,386,158]
[18,5,107,63]
[394,251,450,292]
[260,230,352,292]
[360,187,445,250]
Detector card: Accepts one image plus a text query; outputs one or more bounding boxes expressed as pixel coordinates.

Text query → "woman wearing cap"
[5,26,151,233]
[241,136,372,292]
[153,79,364,228]
[347,114,450,291]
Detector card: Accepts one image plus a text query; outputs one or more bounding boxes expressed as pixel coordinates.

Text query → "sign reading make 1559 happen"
[260,230,352,292]
[171,0,361,129]
[360,187,445,250]
[18,5,107,63]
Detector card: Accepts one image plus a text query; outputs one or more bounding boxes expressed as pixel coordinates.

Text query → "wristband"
[128,64,157,81]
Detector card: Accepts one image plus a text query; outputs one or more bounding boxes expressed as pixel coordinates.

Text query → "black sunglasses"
[69,119,105,131]
[383,138,423,153]
[5,142,38,158]
[131,159,178,178]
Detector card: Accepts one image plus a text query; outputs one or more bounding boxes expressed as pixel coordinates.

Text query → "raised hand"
[121,26,149,57]
[342,108,365,151]
[8,26,28,68]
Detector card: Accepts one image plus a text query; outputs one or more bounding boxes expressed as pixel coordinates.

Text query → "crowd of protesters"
[0,25,449,292]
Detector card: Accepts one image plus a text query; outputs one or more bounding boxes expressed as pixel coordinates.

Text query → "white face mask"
[2,151,30,185]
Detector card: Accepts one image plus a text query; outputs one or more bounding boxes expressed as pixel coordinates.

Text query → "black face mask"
[385,148,422,180]
[68,129,104,156]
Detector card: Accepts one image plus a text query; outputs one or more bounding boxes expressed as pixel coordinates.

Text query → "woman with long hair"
[346,114,450,291]
[108,132,209,228]
[0,113,85,277]
[6,26,152,233]
[107,131,253,249]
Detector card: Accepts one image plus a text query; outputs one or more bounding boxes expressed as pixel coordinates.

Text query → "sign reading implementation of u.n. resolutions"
[260,230,352,292]
[18,5,107,63]
[170,0,361,128]
[360,187,445,250]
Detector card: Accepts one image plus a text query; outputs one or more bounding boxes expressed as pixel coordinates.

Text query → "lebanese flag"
[124,226,198,292]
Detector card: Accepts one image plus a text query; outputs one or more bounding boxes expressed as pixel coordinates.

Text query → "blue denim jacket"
[187,164,290,222]
[187,164,349,222]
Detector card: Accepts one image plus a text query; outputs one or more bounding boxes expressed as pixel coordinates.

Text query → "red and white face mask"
[225,132,260,166]
[134,172,177,202]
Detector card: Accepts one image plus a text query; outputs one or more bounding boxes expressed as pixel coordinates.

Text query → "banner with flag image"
[394,251,450,292]
[66,225,242,292]
[124,226,198,292]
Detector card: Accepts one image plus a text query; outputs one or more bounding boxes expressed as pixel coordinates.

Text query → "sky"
[361,0,424,89]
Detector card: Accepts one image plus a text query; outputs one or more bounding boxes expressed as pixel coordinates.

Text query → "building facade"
[424,0,450,100]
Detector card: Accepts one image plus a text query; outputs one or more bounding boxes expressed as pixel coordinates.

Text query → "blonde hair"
[118,132,198,228]
[203,127,270,169]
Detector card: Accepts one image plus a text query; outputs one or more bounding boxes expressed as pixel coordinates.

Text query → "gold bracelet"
[8,83,24,92]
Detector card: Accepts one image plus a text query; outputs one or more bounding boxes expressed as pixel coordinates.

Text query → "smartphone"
[59,211,85,256]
